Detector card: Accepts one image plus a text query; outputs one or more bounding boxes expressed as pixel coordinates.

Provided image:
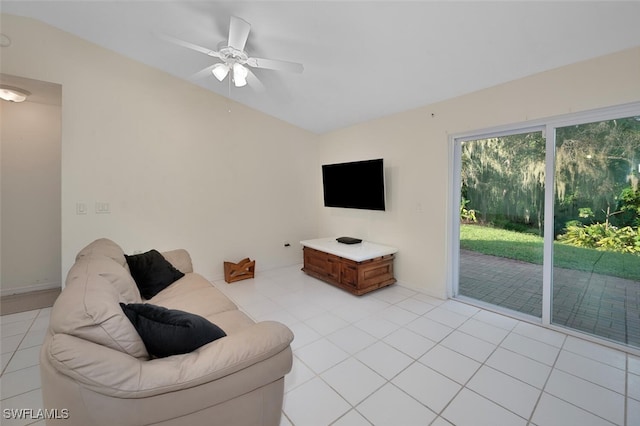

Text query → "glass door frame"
[448,101,640,353]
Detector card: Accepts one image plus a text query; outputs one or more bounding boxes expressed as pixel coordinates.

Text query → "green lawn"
[460,224,640,281]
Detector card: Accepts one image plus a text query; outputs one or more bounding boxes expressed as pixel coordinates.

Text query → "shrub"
[558,222,640,254]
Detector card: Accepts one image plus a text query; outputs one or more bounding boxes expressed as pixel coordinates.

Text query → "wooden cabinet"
[302,246,396,296]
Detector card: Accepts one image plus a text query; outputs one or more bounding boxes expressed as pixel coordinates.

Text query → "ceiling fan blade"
[191,64,217,80]
[245,68,266,92]
[157,33,221,58]
[246,57,304,73]
[227,16,251,51]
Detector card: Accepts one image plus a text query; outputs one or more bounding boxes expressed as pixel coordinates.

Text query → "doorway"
[1,74,62,313]
[452,103,640,351]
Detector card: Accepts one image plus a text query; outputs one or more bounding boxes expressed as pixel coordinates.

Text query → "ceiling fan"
[163,16,303,89]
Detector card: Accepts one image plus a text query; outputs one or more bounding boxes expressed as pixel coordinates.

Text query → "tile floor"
[1,264,639,425]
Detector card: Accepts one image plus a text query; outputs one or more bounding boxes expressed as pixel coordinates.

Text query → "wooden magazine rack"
[224,258,255,283]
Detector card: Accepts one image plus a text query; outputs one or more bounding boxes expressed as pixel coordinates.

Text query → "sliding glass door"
[552,116,640,346]
[453,105,640,350]
[457,129,546,319]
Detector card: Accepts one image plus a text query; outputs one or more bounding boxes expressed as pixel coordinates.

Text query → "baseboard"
[1,287,61,315]
[1,281,61,297]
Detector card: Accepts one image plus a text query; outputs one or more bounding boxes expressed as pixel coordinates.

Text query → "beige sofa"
[40,238,294,426]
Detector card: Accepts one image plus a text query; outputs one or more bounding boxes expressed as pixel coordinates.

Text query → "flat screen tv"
[322,158,386,211]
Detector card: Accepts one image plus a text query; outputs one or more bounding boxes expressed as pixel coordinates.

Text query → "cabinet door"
[340,263,358,288]
[325,254,341,281]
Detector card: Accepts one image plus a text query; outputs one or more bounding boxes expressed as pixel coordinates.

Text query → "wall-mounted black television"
[322,158,386,211]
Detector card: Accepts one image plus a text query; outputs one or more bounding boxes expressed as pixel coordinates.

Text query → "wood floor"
[0,288,60,315]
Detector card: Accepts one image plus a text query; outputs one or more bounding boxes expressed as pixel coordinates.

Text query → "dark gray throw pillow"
[120,303,226,358]
[125,249,185,299]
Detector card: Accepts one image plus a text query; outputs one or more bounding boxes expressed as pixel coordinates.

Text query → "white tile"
[562,336,626,370]
[512,321,566,347]
[0,310,38,325]
[295,338,349,374]
[17,329,47,350]
[396,297,435,315]
[284,356,315,393]
[283,377,350,426]
[467,366,540,419]
[545,369,624,425]
[332,410,371,426]
[412,292,445,306]
[0,365,41,400]
[406,316,453,342]
[439,300,480,317]
[28,316,50,333]
[331,303,376,323]
[1,320,32,338]
[555,350,625,394]
[321,358,386,405]
[392,363,461,413]
[440,330,496,363]
[287,302,326,321]
[458,318,510,345]
[628,397,640,426]
[500,332,559,366]
[431,417,454,426]
[629,355,640,376]
[357,383,437,426]
[472,309,520,331]
[532,393,616,426]
[442,388,527,426]
[370,286,414,304]
[304,312,349,336]
[383,328,435,359]
[378,305,418,325]
[327,325,377,355]
[255,309,299,328]
[354,316,399,339]
[240,298,282,319]
[0,388,45,426]
[423,307,468,328]
[419,345,480,385]
[628,372,640,402]
[4,345,41,373]
[287,322,321,350]
[279,412,293,426]
[485,347,551,389]
[355,341,413,380]
[1,335,24,355]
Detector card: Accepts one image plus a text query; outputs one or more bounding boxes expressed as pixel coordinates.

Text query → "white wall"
[318,47,640,298]
[1,95,62,295]
[0,14,320,280]
[2,14,638,297]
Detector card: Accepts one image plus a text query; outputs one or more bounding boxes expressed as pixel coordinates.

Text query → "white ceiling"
[2,1,639,134]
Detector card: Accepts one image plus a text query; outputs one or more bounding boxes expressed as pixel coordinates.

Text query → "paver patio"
[459,249,640,347]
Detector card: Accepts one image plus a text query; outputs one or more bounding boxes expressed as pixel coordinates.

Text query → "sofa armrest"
[45,321,293,399]
[160,249,193,273]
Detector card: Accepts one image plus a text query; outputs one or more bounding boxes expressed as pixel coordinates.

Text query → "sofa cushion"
[51,265,149,359]
[76,238,127,267]
[148,273,237,318]
[125,250,185,299]
[120,303,226,358]
[66,256,141,303]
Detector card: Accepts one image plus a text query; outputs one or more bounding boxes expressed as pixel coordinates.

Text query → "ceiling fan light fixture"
[211,63,230,81]
[0,85,30,102]
[232,63,248,87]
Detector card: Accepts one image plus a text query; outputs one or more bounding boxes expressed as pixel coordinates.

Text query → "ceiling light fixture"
[211,62,249,88]
[211,63,230,81]
[232,63,248,88]
[0,85,30,102]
